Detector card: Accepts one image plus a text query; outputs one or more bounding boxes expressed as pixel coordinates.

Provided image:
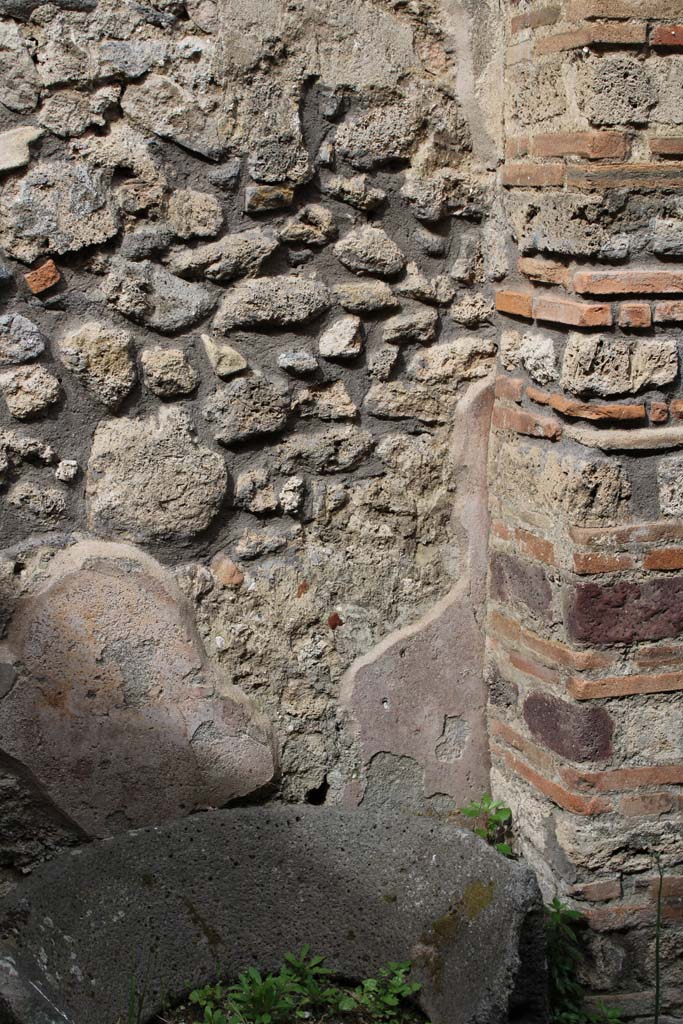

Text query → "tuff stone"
[318,316,364,360]
[167,229,278,282]
[244,185,295,213]
[523,693,614,762]
[0,161,119,263]
[57,321,137,410]
[332,281,399,312]
[363,382,451,423]
[200,335,248,379]
[576,57,658,127]
[103,259,215,333]
[86,407,228,542]
[213,275,330,331]
[658,455,683,516]
[167,190,224,240]
[368,345,400,381]
[489,551,553,622]
[382,304,439,345]
[277,426,375,474]
[294,381,358,421]
[55,459,78,483]
[0,365,61,420]
[6,479,67,523]
[278,205,337,247]
[408,337,496,383]
[38,87,120,138]
[140,347,198,399]
[397,264,456,306]
[561,334,678,397]
[334,104,419,168]
[203,377,290,446]
[0,315,46,366]
[235,467,279,514]
[566,579,683,644]
[333,227,405,277]
[120,225,174,261]
[0,22,39,112]
[248,134,311,185]
[277,350,319,376]
[121,75,228,160]
[0,127,43,173]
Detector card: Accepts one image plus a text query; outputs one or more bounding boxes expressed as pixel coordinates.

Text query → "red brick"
[506,136,531,159]
[654,300,683,322]
[635,641,683,668]
[569,521,683,548]
[572,551,635,574]
[569,0,683,20]
[515,527,556,565]
[534,22,646,54]
[509,650,562,685]
[650,136,683,158]
[488,610,615,671]
[569,879,622,902]
[527,385,646,423]
[501,162,566,187]
[567,162,683,191]
[490,720,558,775]
[644,547,683,570]
[492,403,562,440]
[24,260,60,295]
[651,24,683,47]
[496,745,612,814]
[584,904,651,931]
[518,255,570,286]
[492,520,514,542]
[575,268,683,296]
[495,289,534,318]
[618,301,652,328]
[649,401,669,424]
[568,670,683,700]
[564,763,683,792]
[534,294,613,327]
[620,792,675,816]
[494,376,524,403]
[532,131,629,161]
[511,5,560,32]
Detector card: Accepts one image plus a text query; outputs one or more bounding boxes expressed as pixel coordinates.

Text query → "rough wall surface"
[0,0,504,875]
[490,1,683,1018]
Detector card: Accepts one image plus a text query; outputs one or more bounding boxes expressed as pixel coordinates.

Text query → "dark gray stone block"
[0,807,547,1024]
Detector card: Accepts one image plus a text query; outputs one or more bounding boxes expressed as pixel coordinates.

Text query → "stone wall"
[490,1,683,1018]
[0,0,504,873]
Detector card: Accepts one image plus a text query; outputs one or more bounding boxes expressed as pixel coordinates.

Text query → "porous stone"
[294,382,357,421]
[211,552,244,587]
[332,281,399,312]
[523,692,613,762]
[87,407,228,541]
[277,426,375,474]
[658,454,683,516]
[208,159,241,190]
[650,218,683,257]
[0,161,119,262]
[319,173,386,211]
[6,479,67,523]
[0,807,545,1024]
[201,335,247,379]
[37,87,119,138]
[318,316,363,360]
[333,226,405,277]
[0,365,61,420]
[490,551,552,622]
[103,259,215,333]
[449,293,494,327]
[94,40,167,80]
[140,347,197,398]
[167,189,223,240]
[0,541,276,840]
[213,275,330,331]
[0,126,43,173]
[363,382,450,423]
[408,337,496,383]
[55,459,78,483]
[0,314,46,366]
[335,104,419,168]
[577,56,658,127]
[0,22,39,112]
[278,205,336,247]
[57,321,137,410]
[121,75,227,159]
[235,526,293,560]
[248,134,311,185]
[382,304,439,345]
[279,475,304,514]
[368,345,399,381]
[566,578,683,644]
[244,185,294,213]
[277,350,318,376]
[561,334,678,396]
[168,229,278,282]
[397,264,456,305]
[401,168,471,223]
[120,225,174,261]
[518,332,558,386]
[203,377,289,446]
[234,467,279,513]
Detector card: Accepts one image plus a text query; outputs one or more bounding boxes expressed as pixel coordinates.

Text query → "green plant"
[282,946,343,1009]
[227,966,301,1024]
[337,961,421,1023]
[458,793,514,857]
[545,898,623,1024]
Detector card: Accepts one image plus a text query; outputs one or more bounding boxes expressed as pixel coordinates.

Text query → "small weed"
[458,793,514,857]
[337,962,422,1023]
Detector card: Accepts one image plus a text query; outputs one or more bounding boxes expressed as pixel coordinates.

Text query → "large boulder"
[0,807,547,1024]
[0,539,277,838]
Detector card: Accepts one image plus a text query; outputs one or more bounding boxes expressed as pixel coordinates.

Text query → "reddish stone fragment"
[24,260,61,295]
[523,691,613,761]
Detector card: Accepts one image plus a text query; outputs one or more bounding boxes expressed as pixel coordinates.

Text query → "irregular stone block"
[319,172,386,210]
[408,337,496,383]
[566,578,683,644]
[0,22,39,112]
[277,426,375,474]
[278,204,336,247]
[140,347,197,398]
[244,184,294,212]
[57,321,137,410]
[121,75,228,159]
[335,103,420,167]
[523,693,613,762]
[334,226,405,277]
[576,56,658,126]
[382,304,438,345]
[0,161,119,263]
[0,314,45,366]
[0,365,60,420]
[332,280,399,312]
[489,551,553,622]
[0,126,42,173]
[363,381,450,423]
[167,189,223,239]
[561,333,678,396]
[103,258,215,333]
[277,350,318,376]
[213,275,330,331]
[38,86,120,138]
[201,334,248,379]
[203,376,289,445]
[318,315,363,360]
[0,807,546,1024]
[0,540,276,840]
[167,228,277,282]
[658,454,683,516]
[86,407,228,541]
[293,381,357,421]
